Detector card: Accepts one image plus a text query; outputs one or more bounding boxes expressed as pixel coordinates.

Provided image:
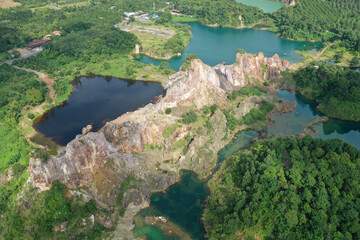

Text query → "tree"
[159,61,170,70]
[350,56,359,66]
[334,51,344,62]
[26,89,43,104]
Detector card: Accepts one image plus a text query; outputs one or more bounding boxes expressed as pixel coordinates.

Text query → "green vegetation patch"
[204,136,360,239]
[228,85,265,101]
[174,0,264,26]
[181,110,198,124]
[1,180,105,239]
[0,64,48,169]
[163,123,179,138]
[223,100,274,131]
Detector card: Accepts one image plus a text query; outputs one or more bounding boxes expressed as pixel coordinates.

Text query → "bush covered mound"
[294,64,360,121]
[204,136,360,240]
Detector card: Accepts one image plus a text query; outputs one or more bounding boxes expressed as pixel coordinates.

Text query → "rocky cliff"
[28,52,289,238]
[214,52,289,90]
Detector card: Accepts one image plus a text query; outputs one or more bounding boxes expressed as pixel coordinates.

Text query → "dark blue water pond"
[34,76,164,146]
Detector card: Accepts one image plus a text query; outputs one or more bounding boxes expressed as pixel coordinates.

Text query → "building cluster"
[26,31,62,50]
[123,10,160,23]
[123,10,146,17]
[44,30,62,39]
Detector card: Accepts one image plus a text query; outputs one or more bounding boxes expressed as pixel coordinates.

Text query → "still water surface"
[34,76,164,146]
[136,22,321,70]
[133,130,259,239]
[269,90,360,149]
[236,0,284,12]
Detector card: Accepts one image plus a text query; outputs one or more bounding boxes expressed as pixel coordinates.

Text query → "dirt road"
[13,66,56,100]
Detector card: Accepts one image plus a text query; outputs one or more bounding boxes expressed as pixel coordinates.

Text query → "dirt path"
[13,66,56,100]
[314,43,333,60]
[290,43,333,70]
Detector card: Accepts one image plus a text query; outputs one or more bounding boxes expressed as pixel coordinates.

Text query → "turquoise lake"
[136,22,321,71]
[236,0,284,13]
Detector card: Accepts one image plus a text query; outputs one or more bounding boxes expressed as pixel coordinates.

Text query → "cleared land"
[290,43,357,70]
[0,0,20,8]
[120,23,179,59]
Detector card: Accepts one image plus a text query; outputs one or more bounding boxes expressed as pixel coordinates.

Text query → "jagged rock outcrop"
[29,52,288,238]
[214,52,289,90]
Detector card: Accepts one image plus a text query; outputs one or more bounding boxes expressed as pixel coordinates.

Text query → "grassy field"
[0,0,20,8]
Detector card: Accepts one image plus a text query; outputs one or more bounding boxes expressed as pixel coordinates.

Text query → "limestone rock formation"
[28,52,288,238]
[214,52,289,90]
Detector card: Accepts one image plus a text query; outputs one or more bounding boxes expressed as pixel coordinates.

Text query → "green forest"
[171,0,264,26]
[205,136,360,239]
[0,64,48,169]
[293,64,360,121]
[271,0,360,51]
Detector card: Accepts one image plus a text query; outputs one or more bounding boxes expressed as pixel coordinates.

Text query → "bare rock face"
[214,52,289,89]
[29,52,288,237]
[158,58,226,110]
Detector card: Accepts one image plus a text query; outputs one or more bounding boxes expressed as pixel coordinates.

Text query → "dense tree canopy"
[271,0,360,51]
[171,0,264,26]
[43,26,138,59]
[204,136,360,239]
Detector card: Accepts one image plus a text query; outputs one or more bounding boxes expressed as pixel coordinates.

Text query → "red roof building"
[26,40,52,49]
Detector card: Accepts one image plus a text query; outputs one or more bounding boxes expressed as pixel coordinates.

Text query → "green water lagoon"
[236,0,284,13]
[217,130,259,163]
[133,130,259,240]
[136,22,321,71]
[268,90,360,149]
[133,170,209,240]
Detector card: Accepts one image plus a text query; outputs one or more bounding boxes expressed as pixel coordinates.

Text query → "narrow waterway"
[269,90,360,149]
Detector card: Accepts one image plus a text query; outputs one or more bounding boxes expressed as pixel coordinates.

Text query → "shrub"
[165,108,172,114]
[180,54,198,71]
[28,113,35,119]
[210,104,218,113]
[181,110,198,124]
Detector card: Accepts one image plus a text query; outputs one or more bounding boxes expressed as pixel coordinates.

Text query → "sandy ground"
[0,0,20,8]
